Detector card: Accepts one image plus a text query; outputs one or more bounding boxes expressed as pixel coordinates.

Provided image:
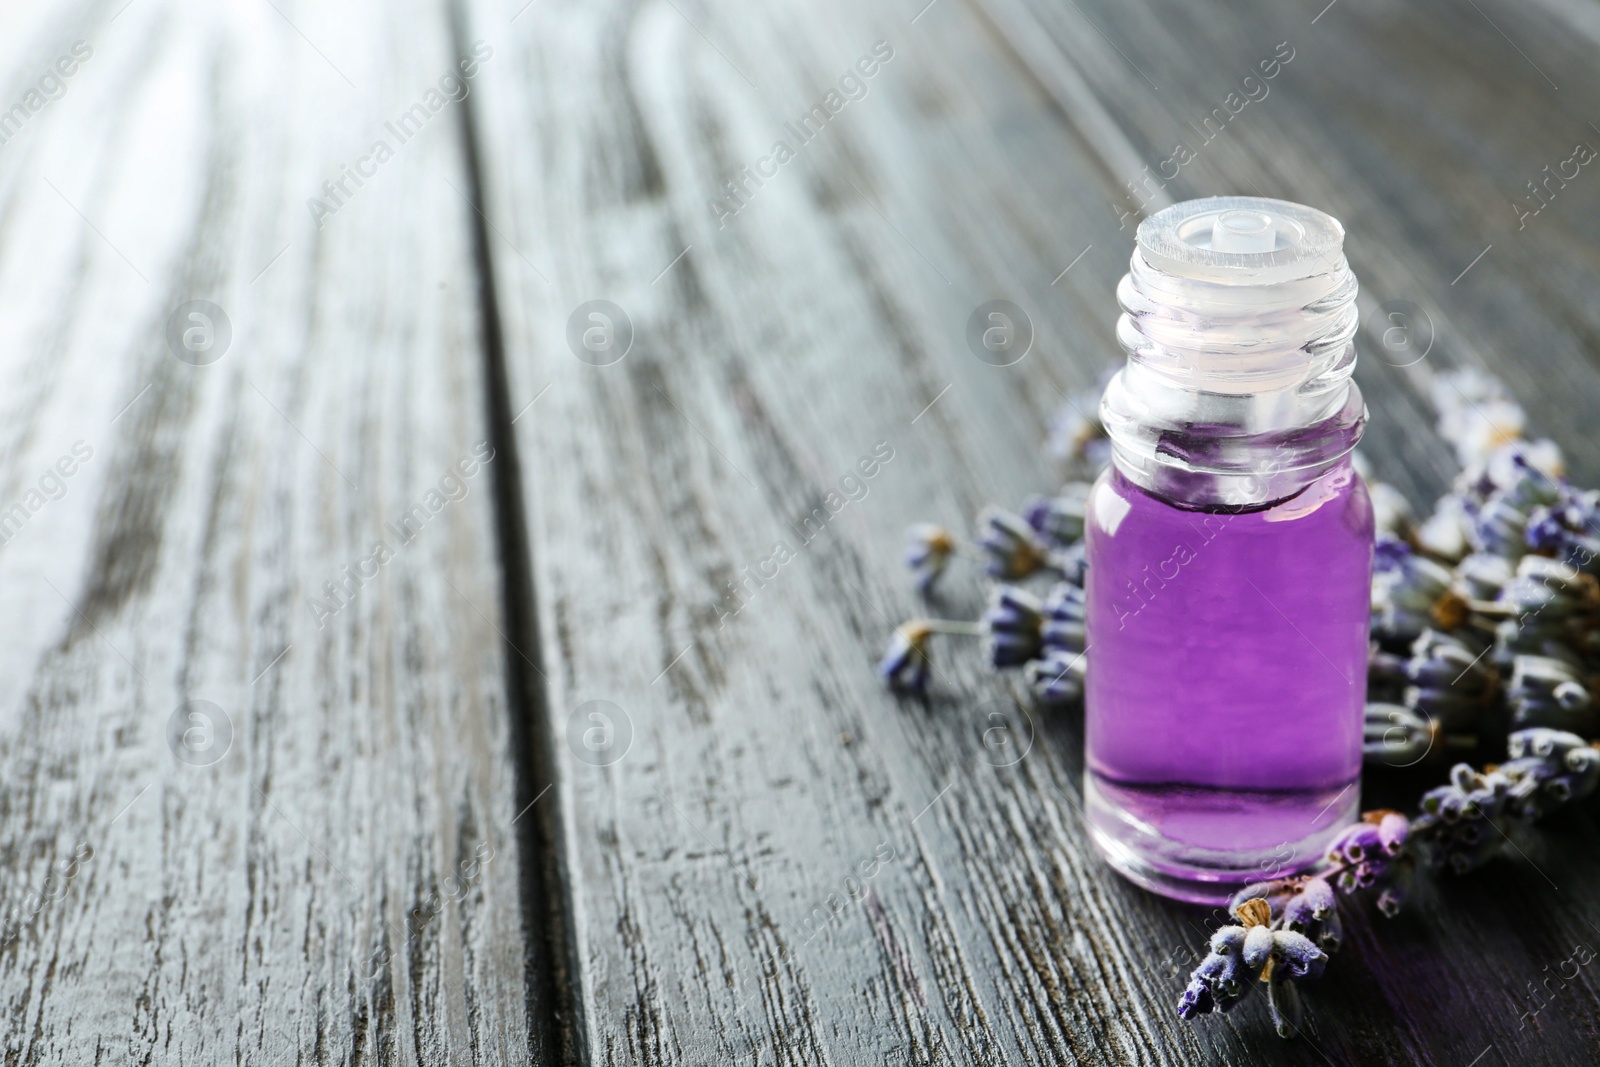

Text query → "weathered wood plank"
[0,0,533,1062]
[465,0,1600,1063]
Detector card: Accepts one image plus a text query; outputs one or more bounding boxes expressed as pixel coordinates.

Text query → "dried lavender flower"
[1372,539,1468,642]
[983,586,1046,668]
[1453,551,1515,601]
[1281,877,1342,952]
[1481,444,1567,502]
[1023,483,1092,546]
[1176,896,1327,1029]
[1367,480,1416,541]
[1046,381,1112,468]
[977,506,1052,580]
[1501,555,1599,622]
[1368,644,1409,697]
[1469,494,1535,559]
[1415,493,1474,562]
[1403,629,1498,733]
[1025,649,1086,706]
[1502,728,1600,818]
[1525,506,1569,554]
[1326,812,1410,894]
[903,523,956,592]
[877,622,932,695]
[1433,368,1526,468]
[877,617,987,696]
[1051,538,1088,586]
[1363,703,1441,766]
[1505,654,1595,734]
[1040,581,1088,658]
[1417,766,1509,874]
[1177,726,1598,1036]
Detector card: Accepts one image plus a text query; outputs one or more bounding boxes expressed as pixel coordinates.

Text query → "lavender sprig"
[874,581,1083,693]
[1178,729,1600,1036]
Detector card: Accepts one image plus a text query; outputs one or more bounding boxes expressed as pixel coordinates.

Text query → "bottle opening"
[1211,209,1276,253]
[1138,195,1342,284]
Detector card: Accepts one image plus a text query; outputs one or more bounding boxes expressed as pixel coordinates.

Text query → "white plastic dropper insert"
[1211,208,1276,253]
[1134,195,1347,286]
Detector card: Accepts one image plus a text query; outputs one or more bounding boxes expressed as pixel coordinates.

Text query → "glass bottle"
[1084,196,1374,904]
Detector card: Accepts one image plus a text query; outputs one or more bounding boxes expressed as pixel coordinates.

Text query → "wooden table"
[2,0,1598,1063]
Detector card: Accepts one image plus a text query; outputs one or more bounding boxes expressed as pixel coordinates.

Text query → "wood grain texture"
[983,0,1600,504]
[0,0,532,1062]
[4,0,1599,1061]
[975,1,1600,1061]
[461,0,1600,1063]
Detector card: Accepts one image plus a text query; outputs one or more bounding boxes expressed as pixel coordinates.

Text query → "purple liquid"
[1084,461,1373,902]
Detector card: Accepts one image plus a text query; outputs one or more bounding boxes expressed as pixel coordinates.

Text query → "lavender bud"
[1209,926,1246,956]
[1302,877,1336,920]
[1024,650,1086,706]
[1022,483,1091,546]
[1368,481,1416,541]
[1177,973,1216,1019]
[877,623,932,694]
[903,524,956,592]
[1040,582,1088,659]
[1242,925,1275,972]
[1328,822,1380,864]
[1378,812,1410,855]
[1319,906,1345,951]
[977,507,1050,580]
[982,586,1045,669]
[1272,930,1328,981]
[1376,887,1405,917]
[1046,384,1113,468]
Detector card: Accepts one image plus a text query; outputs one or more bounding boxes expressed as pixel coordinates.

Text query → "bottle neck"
[1101,198,1366,510]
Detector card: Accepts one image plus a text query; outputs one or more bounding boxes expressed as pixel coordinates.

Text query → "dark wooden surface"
[0,0,532,1062]
[2,0,1599,1063]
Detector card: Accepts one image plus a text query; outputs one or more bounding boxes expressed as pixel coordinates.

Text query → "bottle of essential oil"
[1084,196,1374,903]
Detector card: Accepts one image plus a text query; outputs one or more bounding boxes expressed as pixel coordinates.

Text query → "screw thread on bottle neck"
[1102,196,1366,510]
